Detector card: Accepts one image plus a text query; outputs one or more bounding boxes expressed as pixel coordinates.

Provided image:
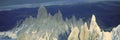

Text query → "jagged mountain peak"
[37,6,48,18]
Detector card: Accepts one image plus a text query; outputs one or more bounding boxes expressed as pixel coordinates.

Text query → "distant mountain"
[0,6,120,40]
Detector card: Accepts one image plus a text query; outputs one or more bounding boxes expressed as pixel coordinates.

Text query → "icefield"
[0,6,120,40]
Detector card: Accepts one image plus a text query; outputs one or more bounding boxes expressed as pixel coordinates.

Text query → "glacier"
[0,6,120,40]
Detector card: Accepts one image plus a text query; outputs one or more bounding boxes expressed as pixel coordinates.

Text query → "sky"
[0,0,61,6]
[0,0,119,6]
[0,0,120,11]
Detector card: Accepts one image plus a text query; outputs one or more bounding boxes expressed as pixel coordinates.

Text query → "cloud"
[0,0,120,11]
[0,1,80,11]
[0,3,40,11]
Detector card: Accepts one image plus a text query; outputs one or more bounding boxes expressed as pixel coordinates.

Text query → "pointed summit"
[90,15,101,31]
[91,15,96,22]
[80,22,89,40]
[89,15,102,37]
[90,15,99,31]
[68,27,79,40]
[53,10,63,21]
[37,6,48,18]
[70,15,76,25]
[71,15,76,22]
